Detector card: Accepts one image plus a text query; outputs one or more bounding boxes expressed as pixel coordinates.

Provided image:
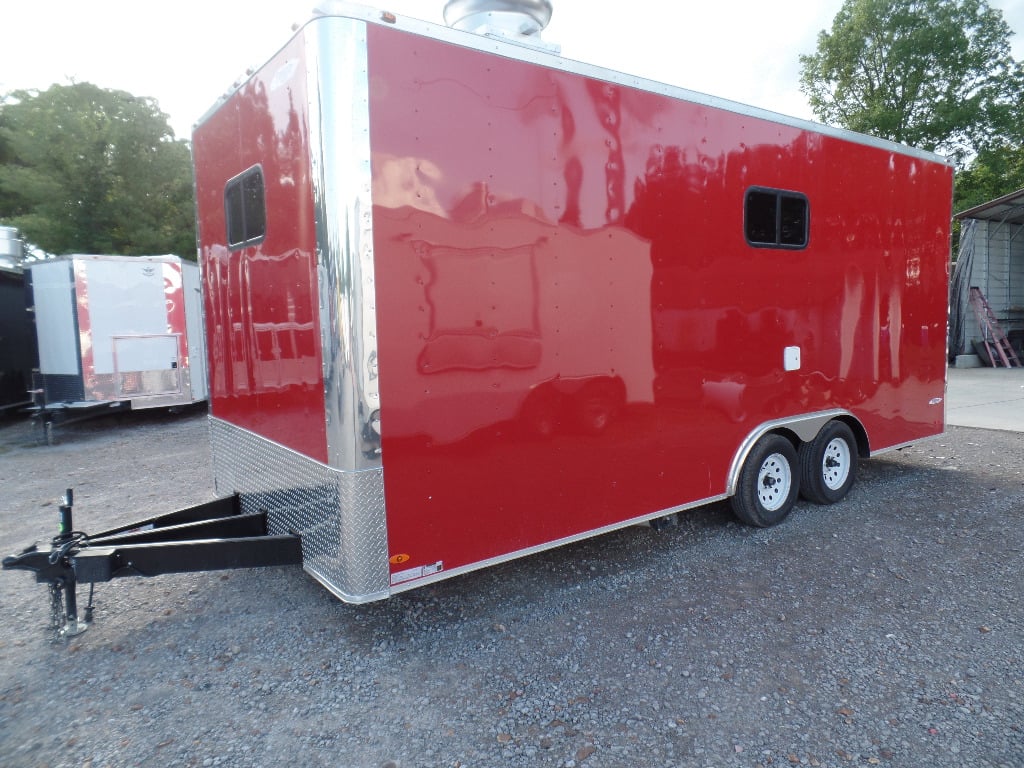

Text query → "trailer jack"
[3,489,303,641]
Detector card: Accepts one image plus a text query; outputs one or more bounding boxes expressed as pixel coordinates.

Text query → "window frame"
[744,186,809,250]
[224,165,267,250]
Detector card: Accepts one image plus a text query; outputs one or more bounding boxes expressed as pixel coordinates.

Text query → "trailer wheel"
[798,420,858,504]
[731,434,799,527]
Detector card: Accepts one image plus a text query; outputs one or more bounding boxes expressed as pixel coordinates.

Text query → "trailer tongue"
[2,490,302,639]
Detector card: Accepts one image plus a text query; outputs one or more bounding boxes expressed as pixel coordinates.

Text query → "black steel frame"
[3,489,303,637]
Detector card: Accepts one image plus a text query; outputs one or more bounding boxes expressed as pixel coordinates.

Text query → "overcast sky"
[2,0,1022,140]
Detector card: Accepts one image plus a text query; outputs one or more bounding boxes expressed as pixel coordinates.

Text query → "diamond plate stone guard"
[209,417,390,602]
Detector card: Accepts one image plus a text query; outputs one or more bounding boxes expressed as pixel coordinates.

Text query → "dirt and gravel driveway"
[0,408,1021,768]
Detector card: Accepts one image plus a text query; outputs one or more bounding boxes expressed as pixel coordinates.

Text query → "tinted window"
[745,188,808,248]
[779,195,807,246]
[745,190,778,245]
[225,166,266,248]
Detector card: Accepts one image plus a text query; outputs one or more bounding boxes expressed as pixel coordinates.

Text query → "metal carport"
[950,188,1024,365]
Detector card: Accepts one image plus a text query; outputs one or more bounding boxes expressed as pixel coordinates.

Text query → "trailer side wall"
[363,24,951,585]
[192,32,328,464]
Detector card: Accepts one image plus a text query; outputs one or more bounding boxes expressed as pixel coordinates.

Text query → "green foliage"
[799,0,1024,167]
[954,142,1024,214]
[0,82,196,258]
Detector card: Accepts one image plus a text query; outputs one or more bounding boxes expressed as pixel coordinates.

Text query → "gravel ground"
[0,409,1022,768]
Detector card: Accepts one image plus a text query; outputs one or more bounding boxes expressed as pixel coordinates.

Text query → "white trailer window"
[225,165,266,248]
[745,188,808,249]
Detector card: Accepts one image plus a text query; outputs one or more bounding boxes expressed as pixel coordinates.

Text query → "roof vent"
[443,0,556,50]
[0,226,24,272]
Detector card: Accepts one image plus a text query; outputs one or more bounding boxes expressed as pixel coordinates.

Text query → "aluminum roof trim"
[196,1,953,169]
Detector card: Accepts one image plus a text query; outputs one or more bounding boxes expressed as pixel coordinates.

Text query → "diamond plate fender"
[209,417,389,602]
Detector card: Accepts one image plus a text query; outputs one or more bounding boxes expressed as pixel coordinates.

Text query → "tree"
[799,0,1024,166]
[953,142,1024,213]
[0,82,196,257]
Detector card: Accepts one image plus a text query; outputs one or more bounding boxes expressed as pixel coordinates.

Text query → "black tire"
[798,420,858,504]
[730,434,800,527]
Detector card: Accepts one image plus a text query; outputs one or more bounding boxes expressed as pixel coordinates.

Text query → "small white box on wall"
[784,346,801,371]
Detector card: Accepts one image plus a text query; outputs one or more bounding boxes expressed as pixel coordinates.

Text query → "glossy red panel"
[72,260,94,390]
[162,261,189,370]
[192,36,327,463]
[366,27,951,578]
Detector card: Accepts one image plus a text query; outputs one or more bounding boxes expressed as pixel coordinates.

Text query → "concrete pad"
[953,354,982,368]
[946,366,1024,432]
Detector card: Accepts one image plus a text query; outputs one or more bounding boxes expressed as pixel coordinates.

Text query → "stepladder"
[969,287,1021,367]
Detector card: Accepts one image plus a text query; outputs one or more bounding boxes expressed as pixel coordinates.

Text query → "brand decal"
[390,560,443,586]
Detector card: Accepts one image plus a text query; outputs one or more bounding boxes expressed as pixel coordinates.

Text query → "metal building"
[950,188,1024,365]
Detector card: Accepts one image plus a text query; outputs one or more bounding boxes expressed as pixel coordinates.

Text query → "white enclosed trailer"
[29,255,207,420]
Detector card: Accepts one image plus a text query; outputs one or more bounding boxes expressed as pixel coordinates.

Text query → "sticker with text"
[390,560,444,586]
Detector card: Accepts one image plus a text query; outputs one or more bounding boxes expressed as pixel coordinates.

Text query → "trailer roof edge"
[38,254,188,264]
[194,2,952,168]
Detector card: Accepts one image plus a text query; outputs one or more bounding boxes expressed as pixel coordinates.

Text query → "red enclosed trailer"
[6,2,953,632]
[187,2,952,603]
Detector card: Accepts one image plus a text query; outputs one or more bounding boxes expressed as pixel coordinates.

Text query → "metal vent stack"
[0,226,24,272]
[443,0,553,38]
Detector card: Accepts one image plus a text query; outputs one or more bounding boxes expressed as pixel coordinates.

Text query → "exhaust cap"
[0,226,24,271]
[443,0,553,36]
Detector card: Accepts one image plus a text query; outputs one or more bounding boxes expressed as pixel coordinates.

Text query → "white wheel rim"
[822,437,851,490]
[757,452,791,511]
